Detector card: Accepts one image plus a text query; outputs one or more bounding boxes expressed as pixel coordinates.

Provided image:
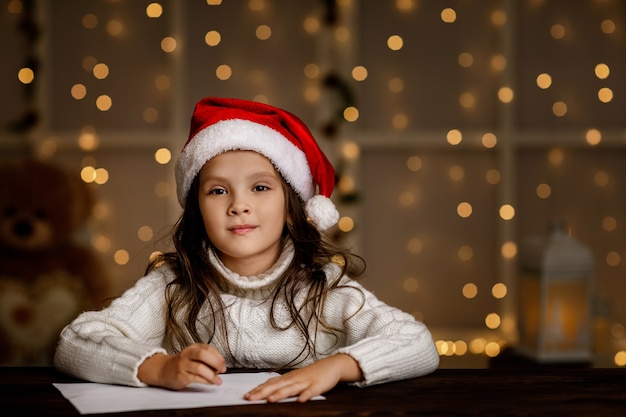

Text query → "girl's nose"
[228,196,251,215]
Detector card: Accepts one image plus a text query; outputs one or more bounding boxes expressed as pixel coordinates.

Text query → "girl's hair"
[146,169,365,367]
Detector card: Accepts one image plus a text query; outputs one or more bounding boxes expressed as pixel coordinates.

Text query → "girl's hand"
[137,343,226,390]
[244,353,363,403]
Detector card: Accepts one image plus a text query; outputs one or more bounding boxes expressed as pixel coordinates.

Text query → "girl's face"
[197,150,287,276]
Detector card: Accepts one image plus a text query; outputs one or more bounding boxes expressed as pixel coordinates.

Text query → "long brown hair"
[147,169,365,367]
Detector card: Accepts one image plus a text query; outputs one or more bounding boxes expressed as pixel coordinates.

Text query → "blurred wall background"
[1,0,625,367]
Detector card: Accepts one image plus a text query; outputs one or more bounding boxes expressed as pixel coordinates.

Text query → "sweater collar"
[208,239,294,296]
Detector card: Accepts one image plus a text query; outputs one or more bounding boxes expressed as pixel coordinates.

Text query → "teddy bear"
[0,157,114,365]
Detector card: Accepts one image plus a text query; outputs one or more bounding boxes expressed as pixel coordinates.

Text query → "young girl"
[54,97,439,403]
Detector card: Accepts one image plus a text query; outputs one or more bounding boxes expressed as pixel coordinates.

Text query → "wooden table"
[2,366,624,416]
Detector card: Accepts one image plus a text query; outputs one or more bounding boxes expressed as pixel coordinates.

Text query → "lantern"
[517,221,594,363]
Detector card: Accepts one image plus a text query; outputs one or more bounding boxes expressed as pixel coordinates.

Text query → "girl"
[54,97,439,403]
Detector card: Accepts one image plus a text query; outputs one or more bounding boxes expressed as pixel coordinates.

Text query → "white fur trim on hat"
[305,195,339,230]
[175,119,314,206]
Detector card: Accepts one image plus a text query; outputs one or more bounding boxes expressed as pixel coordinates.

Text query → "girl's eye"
[208,188,226,195]
[254,185,270,192]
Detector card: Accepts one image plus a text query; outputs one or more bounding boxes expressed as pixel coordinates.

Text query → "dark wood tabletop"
[2,366,625,417]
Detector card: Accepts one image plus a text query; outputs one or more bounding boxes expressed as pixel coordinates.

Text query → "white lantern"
[517,221,594,362]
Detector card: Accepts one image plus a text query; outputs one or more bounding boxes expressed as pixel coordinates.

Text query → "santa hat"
[175,97,339,231]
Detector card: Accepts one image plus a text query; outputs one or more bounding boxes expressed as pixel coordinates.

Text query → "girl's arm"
[54,269,174,386]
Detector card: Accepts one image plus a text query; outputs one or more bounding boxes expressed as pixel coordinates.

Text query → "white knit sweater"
[54,242,439,387]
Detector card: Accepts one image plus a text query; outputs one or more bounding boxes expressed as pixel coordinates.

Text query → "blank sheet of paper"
[53,372,324,414]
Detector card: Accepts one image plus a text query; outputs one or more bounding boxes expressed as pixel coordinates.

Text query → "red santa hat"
[175,97,339,231]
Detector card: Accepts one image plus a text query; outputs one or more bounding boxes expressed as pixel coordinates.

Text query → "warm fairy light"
[586,129,602,145]
[334,27,350,42]
[484,342,501,357]
[406,237,423,254]
[446,129,462,145]
[481,133,497,148]
[248,0,265,11]
[387,35,404,51]
[71,84,87,100]
[491,54,507,71]
[469,338,486,354]
[492,283,507,299]
[606,252,621,267]
[485,313,501,329]
[337,216,355,232]
[303,16,320,34]
[457,202,472,218]
[462,283,478,299]
[106,19,124,37]
[459,92,476,109]
[550,24,566,39]
[552,101,567,117]
[92,202,109,220]
[93,63,109,79]
[341,142,361,161]
[595,63,610,79]
[161,37,177,52]
[612,324,625,339]
[92,234,111,252]
[536,73,552,89]
[396,0,416,12]
[458,245,473,261]
[154,181,172,198]
[594,171,609,187]
[304,63,320,79]
[154,148,171,164]
[497,87,514,103]
[440,8,457,23]
[491,10,506,26]
[458,52,473,68]
[602,216,617,232]
[137,226,154,242]
[94,168,109,185]
[304,86,320,103]
[485,169,500,185]
[352,65,368,81]
[81,166,97,183]
[82,13,98,29]
[398,191,417,207]
[17,67,34,84]
[207,0,222,5]
[406,156,422,172]
[388,77,404,93]
[392,113,408,129]
[96,95,112,111]
[548,149,564,165]
[501,241,517,259]
[601,19,616,34]
[140,108,157,124]
[205,30,221,46]
[499,204,515,221]
[598,87,613,103]
[114,249,130,266]
[536,183,551,199]
[403,277,419,293]
[78,131,98,151]
[216,64,232,80]
[343,106,359,122]
[146,3,163,18]
[82,56,97,71]
[337,176,355,193]
[616,351,626,367]
[448,165,464,181]
[256,25,271,40]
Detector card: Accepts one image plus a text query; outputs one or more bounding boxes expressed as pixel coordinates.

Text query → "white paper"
[53,372,324,414]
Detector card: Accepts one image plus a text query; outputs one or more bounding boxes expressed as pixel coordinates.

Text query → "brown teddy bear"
[0,158,114,365]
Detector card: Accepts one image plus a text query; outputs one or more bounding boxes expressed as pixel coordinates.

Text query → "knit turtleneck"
[208,239,295,299]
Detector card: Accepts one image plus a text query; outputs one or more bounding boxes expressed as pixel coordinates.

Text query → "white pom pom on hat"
[175,97,339,231]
